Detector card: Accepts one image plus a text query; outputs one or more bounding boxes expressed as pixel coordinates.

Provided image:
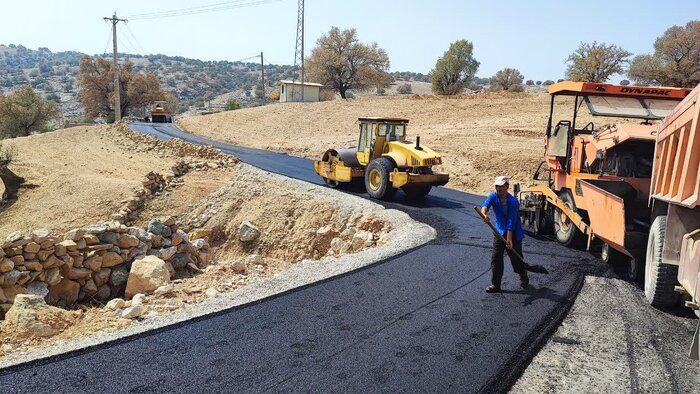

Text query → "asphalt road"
[1,123,602,393]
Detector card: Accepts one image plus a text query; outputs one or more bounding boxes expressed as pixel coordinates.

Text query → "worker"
[480,176,529,293]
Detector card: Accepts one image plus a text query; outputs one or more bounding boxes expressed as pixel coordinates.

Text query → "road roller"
[313,117,449,200]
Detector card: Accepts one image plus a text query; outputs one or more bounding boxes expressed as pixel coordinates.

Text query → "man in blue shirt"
[480,176,528,293]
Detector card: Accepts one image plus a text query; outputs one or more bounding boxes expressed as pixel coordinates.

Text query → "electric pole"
[260,52,265,104]
[293,0,304,101]
[103,12,127,122]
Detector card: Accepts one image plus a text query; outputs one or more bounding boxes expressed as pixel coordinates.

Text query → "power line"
[124,23,148,55]
[117,24,138,55]
[123,0,279,20]
[103,27,113,55]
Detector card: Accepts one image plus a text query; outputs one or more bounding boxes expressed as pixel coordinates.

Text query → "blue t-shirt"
[481,192,525,241]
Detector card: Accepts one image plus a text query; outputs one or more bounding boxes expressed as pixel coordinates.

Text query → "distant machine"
[149,102,172,123]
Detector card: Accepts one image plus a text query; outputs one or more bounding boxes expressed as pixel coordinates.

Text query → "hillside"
[0,44,297,119]
[179,92,555,194]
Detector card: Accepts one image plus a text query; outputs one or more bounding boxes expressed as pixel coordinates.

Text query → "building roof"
[548,81,691,99]
[358,117,409,123]
[279,80,324,87]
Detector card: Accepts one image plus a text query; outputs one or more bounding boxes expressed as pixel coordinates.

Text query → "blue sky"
[0,0,697,82]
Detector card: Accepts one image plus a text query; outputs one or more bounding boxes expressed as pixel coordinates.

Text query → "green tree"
[225,99,240,111]
[542,80,555,86]
[0,86,61,138]
[489,68,524,91]
[525,80,534,86]
[628,20,700,87]
[565,41,632,82]
[306,27,391,99]
[620,79,631,86]
[397,83,412,94]
[429,39,479,95]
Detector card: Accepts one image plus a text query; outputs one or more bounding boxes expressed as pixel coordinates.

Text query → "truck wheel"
[644,216,679,307]
[365,158,397,200]
[601,243,632,278]
[553,190,587,248]
[403,186,431,200]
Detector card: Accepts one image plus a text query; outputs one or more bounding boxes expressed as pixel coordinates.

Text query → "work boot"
[520,273,530,289]
[485,284,501,293]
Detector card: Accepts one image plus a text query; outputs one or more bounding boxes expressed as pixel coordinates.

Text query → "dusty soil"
[0,125,406,360]
[178,92,562,194]
[512,276,699,393]
[0,126,178,238]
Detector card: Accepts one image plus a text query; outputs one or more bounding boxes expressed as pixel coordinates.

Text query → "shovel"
[473,206,549,274]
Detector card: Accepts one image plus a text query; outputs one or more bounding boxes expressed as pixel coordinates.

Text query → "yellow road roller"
[313,117,449,200]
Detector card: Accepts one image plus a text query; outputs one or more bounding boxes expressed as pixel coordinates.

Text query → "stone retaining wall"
[0,218,210,316]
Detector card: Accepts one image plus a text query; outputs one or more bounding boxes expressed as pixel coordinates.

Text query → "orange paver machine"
[518,81,700,357]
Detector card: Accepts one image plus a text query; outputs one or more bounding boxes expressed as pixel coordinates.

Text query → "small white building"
[279,80,323,103]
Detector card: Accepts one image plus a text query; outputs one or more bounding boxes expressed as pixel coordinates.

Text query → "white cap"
[494,176,509,186]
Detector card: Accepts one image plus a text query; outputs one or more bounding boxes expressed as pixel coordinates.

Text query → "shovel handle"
[473,206,527,265]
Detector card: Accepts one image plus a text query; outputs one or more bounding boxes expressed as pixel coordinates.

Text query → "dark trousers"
[490,236,526,287]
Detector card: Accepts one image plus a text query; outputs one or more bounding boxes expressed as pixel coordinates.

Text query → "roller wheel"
[644,216,679,307]
[403,185,431,200]
[365,157,397,200]
[601,243,631,278]
[323,177,340,188]
[553,189,587,249]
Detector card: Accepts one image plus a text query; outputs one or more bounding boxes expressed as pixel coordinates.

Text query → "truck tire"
[403,185,431,200]
[365,157,397,200]
[553,189,587,249]
[644,216,679,307]
[601,243,632,278]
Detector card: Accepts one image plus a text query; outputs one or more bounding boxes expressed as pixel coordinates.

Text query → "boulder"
[3,294,74,338]
[117,234,140,249]
[84,255,103,272]
[191,239,208,250]
[0,270,22,286]
[44,267,62,286]
[231,260,246,273]
[25,260,43,272]
[171,230,188,246]
[147,219,171,238]
[93,268,111,287]
[5,231,24,244]
[98,232,119,245]
[85,223,109,235]
[109,265,129,297]
[84,234,100,245]
[101,252,124,268]
[67,268,92,280]
[3,285,27,303]
[58,240,78,252]
[23,242,41,254]
[47,279,80,306]
[106,298,125,311]
[120,305,144,319]
[54,243,67,257]
[125,256,171,299]
[95,285,111,300]
[27,281,49,298]
[0,258,14,273]
[170,253,190,270]
[64,228,85,241]
[238,221,261,242]
[159,246,178,261]
[31,229,50,243]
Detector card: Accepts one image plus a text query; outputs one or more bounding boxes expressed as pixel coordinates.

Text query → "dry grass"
[179,92,556,194]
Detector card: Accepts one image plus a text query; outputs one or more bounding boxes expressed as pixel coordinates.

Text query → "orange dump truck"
[518,81,699,357]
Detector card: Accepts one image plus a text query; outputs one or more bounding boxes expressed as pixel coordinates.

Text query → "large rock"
[0,270,22,286]
[170,253,191,270]
[117,234,140,249]
[125,256,171,299]
[148,219,171,238]
[109,265,129,297]
[101,252,124,268]
[85,223,109,234]
[47,279,80,306]
[44,267,62,286]
[0,258,14,273]
[23,242,41,254]
[27,281,49,298]
[120,305,144,319]
[238,221,261,242]
[64,228,85,241]
[3,294,73,338]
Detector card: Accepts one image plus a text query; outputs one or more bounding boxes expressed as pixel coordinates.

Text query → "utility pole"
[293,0,304,102]
[103,12,127,122]
[260,52,265,104]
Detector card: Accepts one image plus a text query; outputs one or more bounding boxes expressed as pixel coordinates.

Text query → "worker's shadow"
[501,286,568,307]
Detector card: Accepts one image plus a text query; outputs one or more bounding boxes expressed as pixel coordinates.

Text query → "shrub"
[397,83,412,94]
[225,99,241,111]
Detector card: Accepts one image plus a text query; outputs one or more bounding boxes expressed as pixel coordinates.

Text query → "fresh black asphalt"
[1,123,601,393]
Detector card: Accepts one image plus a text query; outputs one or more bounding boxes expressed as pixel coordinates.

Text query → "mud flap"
[690,321,699,360]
